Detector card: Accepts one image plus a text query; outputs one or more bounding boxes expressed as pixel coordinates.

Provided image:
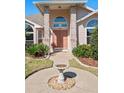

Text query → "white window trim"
[85,18,98,44]
[85,18,98,27]
[25,33,34,41]
[85,27,96,44]
[25,23,34,43]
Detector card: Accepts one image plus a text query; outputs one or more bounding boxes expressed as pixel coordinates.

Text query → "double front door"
[52,30,68,49]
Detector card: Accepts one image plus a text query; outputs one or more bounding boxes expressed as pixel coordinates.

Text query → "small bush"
[26,44,49,57]
[90,27,98,60]
[72,27,98,60]
[72,44,92,58]
[91,46,98,60]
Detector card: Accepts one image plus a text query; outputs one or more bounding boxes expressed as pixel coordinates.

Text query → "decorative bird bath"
[55,64,67,83]
[48,64,76,90]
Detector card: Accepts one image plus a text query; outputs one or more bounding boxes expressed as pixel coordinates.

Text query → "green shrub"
[91,46,98,60]
[72,44,92,58]
[72,27,98,60]
[26,44,49,57]
[90,27,98,60]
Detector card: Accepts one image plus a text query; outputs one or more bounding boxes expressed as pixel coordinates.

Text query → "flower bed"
[69,59,98,76]
[79,57,98,67]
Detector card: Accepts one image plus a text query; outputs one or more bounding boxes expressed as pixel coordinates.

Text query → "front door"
[52,30,68,49]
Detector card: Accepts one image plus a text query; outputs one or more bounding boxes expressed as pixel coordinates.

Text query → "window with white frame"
[86,19,98,44]
[52,17,68,29]
[25,23,34,44]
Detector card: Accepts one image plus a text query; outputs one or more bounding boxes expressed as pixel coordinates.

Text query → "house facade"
[25,0,98,52]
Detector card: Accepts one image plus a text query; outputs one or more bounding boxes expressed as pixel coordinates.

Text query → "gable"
[77,13,98,28]
[77,6,92,20]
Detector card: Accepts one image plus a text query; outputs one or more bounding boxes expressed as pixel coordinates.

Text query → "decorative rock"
[48,76,76,90]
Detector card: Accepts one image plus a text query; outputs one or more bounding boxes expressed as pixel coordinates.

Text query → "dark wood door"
[52,30,68,49]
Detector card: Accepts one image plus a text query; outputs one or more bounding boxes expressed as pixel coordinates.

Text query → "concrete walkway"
[50,52,73,66]
[26,67,98,93]
[25,52,98,93]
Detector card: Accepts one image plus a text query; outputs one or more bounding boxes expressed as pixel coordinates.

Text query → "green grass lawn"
[25,57,53,78]
[69,59,98,76]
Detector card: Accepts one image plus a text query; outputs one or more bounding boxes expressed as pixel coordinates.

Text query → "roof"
[25,14,44,26]
[77,10,98,23]
[33,0,87,5]
[25,19,43,28]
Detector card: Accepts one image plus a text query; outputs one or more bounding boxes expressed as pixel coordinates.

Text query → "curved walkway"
[26,67,98,93]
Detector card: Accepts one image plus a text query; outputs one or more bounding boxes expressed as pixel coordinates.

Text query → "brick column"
[69,6,77,51]
[43,7,50,46]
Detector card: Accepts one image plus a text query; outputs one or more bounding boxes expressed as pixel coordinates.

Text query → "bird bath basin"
[55,64,68,83]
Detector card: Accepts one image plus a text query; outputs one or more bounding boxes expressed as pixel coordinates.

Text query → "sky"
[25,0,98,16]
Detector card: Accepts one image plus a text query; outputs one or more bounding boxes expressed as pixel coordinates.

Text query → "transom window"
[52,17,68,29]
[25,23,34,44]
[86,19,98,44]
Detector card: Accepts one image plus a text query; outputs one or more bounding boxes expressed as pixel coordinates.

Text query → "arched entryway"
[51,17,68,50]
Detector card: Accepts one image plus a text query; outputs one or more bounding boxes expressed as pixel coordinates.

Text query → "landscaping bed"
[69,59,98,76]
[79,57,98,67]
[25,58,53,78]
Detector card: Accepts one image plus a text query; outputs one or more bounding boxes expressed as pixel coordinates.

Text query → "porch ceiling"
[33,0,87,13]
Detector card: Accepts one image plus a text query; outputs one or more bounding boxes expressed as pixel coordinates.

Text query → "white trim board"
[25,19,43,28]
[77,10,98,23]
[33,0,87,5]
[84,5,96,12]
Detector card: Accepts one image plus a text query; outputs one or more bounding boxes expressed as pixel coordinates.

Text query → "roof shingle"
[25,14,44,26]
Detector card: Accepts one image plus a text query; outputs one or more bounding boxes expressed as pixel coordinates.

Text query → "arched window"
[25,23,33,32]
[52,17,68,29]
[86,19,98,44]
[87,19,98,27]
[25,23,34,44]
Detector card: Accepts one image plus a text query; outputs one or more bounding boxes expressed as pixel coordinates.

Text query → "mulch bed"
[79,57,98,67]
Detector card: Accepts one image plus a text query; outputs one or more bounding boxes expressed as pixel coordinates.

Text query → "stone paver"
[26,67,98,93]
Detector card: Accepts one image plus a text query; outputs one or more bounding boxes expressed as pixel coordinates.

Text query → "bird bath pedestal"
[56,64,67,83]
[48,64,76,90]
